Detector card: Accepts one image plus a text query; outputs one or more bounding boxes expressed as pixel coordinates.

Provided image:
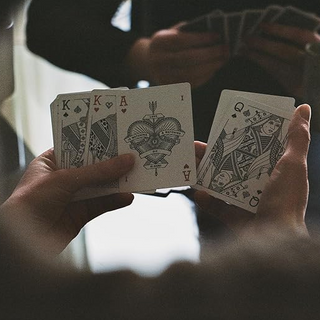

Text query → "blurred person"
[26,0,320,140]
[26,0,320,230]
[2,4,320,317]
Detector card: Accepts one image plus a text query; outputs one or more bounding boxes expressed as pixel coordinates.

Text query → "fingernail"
[299,105,311,122]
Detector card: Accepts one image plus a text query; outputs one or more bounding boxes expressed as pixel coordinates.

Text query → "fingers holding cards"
[50,84,197,199]
[50,87,297,215]
[195,90,295,214]
[180,5,320,58]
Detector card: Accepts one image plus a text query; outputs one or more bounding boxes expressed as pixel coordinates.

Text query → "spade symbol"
[63,112,69,117]
[74,106,82,114]
[232,114,237,118]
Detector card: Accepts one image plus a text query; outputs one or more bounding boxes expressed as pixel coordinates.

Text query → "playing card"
[195,95,294,213]
[69,89,125,201]
[50,96,59,160]
[116,83,196,193]
[240,9,264,38]
[225,12,243,56]
[250,5,284,34]
[56,92,90,169]
[85,89,120,166]
[274,6,320,31]
[179,14,210,32]
[207,10,227,45]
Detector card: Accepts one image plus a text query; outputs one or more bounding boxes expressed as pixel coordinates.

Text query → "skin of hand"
[194,104,311,238]
[0,150,135,256]
[242,23,320,98]
[126,25,229,89]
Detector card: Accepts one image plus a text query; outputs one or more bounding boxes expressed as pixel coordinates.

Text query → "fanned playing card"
[50,97,60,163]
[85,89,120,166]
[56,92,91,169]
[196,91,295,213]
[179,5,320,59]
[206,10,225,43]
[225,12,243,56]
[116,83,196,193]
[250,5,284,34]
[179,14,209,32]
[73,89,126,200]
[274,6,320,31]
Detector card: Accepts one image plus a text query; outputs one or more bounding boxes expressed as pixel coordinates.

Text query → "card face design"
[83,90,121,193]
[58,93,90,169]
[51,84,196,199]
[88,113,117,163]
[86,91,119,166]
[51,85,295,208]
[117,83,196,192]
[196,96,293,213]
[124,100,185,175]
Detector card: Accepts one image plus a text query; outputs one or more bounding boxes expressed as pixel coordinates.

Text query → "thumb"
[256,104,311,226]
[60,154,135,192]
[285,104,311,162]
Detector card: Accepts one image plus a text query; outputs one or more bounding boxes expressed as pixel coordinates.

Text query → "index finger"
[154,28,220,51]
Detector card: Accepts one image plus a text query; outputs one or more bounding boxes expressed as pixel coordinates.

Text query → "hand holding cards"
[195,90,296,213]
[50,83,197,200]
[50,85,297,214]
[180,5,320,56]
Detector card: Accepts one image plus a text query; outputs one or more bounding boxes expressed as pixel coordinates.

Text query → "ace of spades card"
[116,83,196,193]
[196,96,294,213]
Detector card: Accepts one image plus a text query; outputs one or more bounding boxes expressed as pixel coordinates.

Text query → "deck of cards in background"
[180,5,320,56]
[50,83,197,200]
[195,90,295,213]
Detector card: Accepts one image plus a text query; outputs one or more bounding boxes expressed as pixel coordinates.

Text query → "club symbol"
[74,106,82,114]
